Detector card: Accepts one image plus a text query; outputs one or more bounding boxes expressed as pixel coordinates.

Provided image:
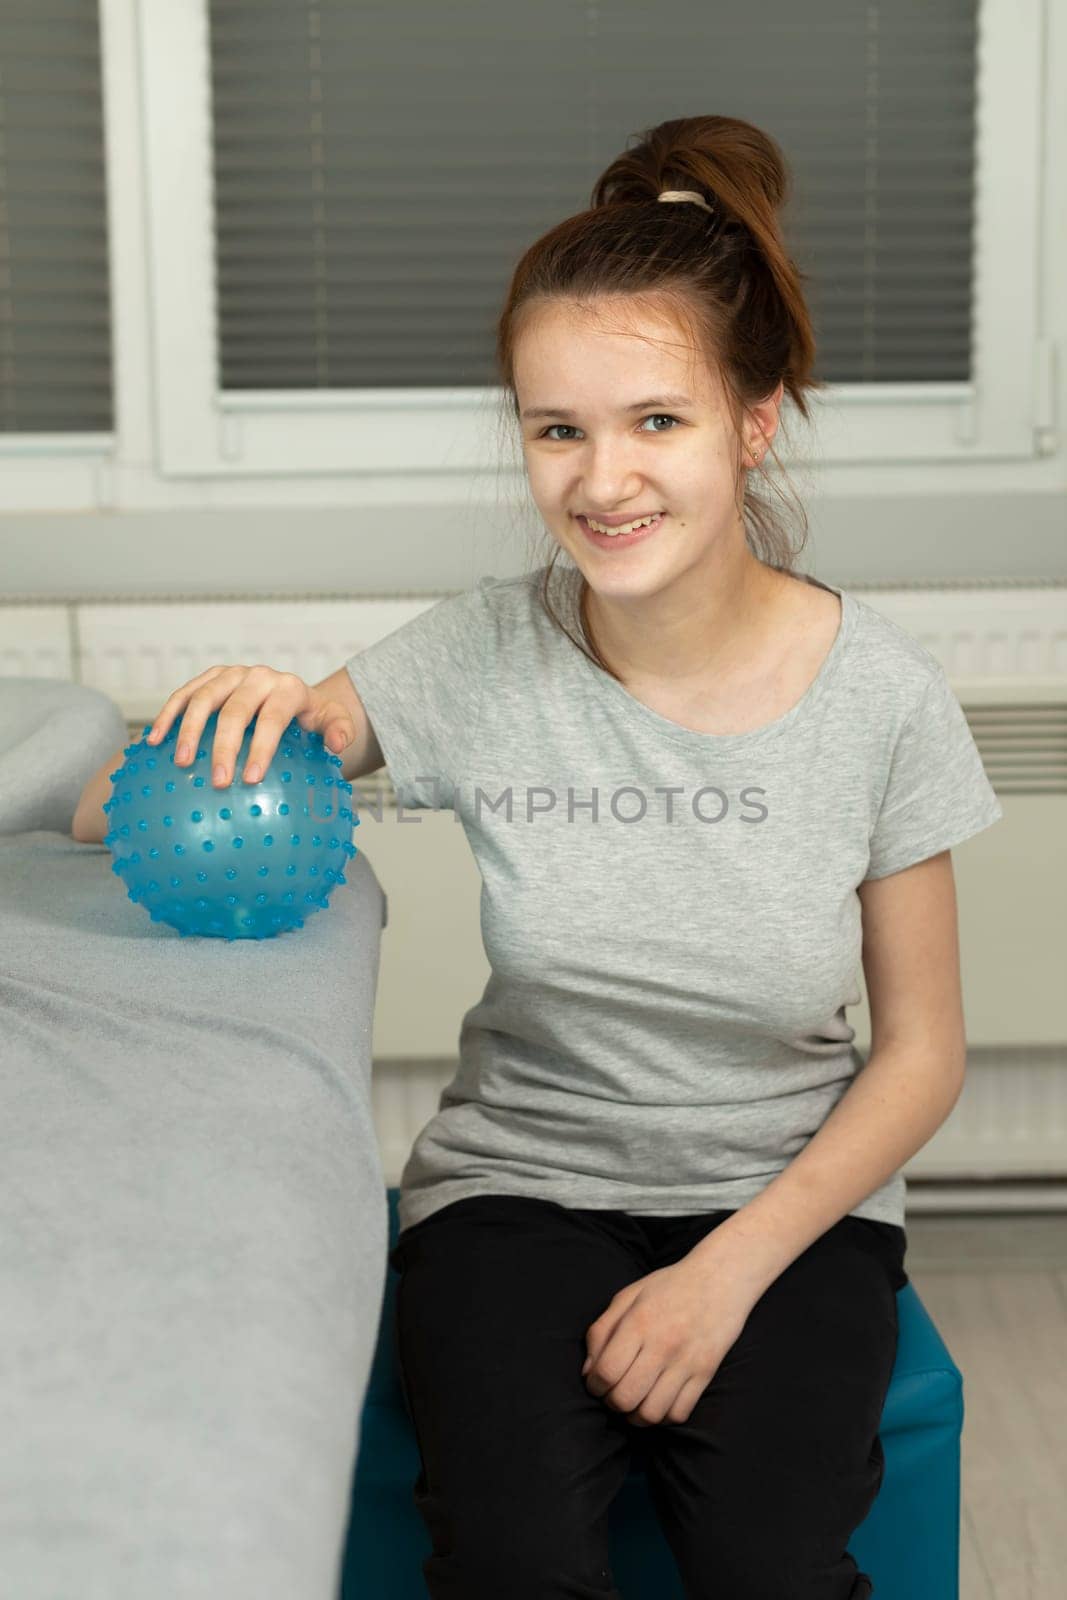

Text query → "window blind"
[207,0,979,394]
[0,0,113,433]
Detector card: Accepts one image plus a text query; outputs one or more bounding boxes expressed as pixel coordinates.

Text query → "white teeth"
[586,512,662,537]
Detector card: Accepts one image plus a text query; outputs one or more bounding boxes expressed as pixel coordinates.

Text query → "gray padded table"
[0,680,389,1599]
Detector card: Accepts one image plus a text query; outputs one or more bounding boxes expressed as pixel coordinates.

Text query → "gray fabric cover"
[0,679,389,1598]
[0,677,129,838]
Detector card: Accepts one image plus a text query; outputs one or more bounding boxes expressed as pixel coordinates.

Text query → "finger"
[296,699,353,754]
[173,668,250,769]
[231,677,311,785]
[627,1367,681,1428]
[322,705,357,754]
[665,1373,708,1425]
[236,714,294,784]
[146,666,232,746]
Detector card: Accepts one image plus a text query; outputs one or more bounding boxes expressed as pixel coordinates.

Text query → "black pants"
[389,1195,908,1600]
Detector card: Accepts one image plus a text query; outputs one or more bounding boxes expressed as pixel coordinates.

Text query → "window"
[0,0,1054,512]
[0,0,113,435]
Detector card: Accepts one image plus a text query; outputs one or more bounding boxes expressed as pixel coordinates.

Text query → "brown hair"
[492,114,828,681]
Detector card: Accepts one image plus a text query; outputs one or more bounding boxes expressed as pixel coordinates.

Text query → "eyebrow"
[520,393,696,421]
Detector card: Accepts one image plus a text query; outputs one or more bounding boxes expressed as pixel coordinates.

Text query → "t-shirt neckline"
[562,567,856,754]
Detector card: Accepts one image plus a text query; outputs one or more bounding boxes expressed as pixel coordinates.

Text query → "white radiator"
[4,582,1066,1213]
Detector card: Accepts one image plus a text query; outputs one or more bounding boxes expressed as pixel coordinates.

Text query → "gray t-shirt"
[346,563,1002,1234]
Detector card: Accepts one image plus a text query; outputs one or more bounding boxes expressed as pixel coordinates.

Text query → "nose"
[579,447,647,513]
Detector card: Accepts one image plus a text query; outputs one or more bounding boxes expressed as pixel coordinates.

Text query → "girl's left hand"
[581,1257,757,1427]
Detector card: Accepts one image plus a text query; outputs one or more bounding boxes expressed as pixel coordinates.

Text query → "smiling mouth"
[580,512,664,531]
[577,512,666,544]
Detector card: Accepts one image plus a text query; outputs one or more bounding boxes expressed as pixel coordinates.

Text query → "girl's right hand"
[143,665,357,789]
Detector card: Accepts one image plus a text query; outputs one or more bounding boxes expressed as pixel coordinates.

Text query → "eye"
[537,413,682,441]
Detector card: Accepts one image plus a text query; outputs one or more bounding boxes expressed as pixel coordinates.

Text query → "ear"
[751,379,784,454]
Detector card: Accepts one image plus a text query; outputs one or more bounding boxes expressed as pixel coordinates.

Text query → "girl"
[350,115,1001,1599]
[148,114,1002,1597]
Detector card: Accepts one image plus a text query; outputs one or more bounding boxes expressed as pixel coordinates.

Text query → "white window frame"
[0,0,1058,514]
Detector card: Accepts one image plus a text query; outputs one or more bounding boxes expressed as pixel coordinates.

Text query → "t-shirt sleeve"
[344,578,493,810]
[864,666,1003,880]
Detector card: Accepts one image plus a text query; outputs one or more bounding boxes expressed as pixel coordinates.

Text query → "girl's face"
[514,297,780,603]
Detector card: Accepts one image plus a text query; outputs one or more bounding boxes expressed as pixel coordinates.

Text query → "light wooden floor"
[903,1212,1067,1600]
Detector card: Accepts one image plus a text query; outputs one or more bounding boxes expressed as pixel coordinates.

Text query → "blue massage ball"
[103,712,361,941]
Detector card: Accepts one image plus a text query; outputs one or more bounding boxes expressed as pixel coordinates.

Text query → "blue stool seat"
[342,1189,961,1599]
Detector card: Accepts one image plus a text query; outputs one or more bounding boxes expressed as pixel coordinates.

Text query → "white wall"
[1,488,1065,604]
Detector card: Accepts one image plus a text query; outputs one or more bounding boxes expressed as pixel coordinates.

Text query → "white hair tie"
[657,189,713,214]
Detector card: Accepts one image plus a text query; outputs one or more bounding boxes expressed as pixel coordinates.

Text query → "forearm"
[71,744,126,842]
[687,1041,966,1298]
